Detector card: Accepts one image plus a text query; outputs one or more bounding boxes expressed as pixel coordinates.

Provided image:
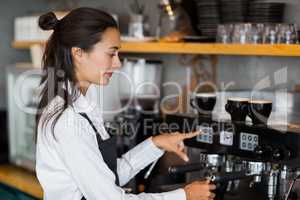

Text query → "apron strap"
[78,113,102,138]
[78,112,120,200]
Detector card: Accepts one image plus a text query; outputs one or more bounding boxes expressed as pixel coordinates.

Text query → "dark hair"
[36,7,118,139]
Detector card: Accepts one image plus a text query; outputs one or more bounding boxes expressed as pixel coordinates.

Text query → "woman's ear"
[71,47,83,64]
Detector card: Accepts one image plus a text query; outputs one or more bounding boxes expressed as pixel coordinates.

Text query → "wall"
[0,0,46,109]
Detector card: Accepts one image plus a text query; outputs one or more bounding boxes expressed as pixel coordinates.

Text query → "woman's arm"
[117,131,201,186]
[117,137,164,186]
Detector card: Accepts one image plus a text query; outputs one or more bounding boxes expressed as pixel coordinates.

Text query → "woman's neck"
[78,82,90,96]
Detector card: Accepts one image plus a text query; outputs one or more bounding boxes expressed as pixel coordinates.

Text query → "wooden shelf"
[0,164,43,199]
[12,40,300,57]
[12,41,45,49]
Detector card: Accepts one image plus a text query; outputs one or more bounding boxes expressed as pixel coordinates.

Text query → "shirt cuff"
[148,137,165,158]
[125,137,165,170]
[161,189,186,200]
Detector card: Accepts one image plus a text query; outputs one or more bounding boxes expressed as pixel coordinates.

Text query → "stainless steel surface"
[207,154,224,168]
[247,162,265,176]
[267,170,279,200]
[118,58,162,112]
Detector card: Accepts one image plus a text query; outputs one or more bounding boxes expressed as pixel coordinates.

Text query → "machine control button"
[253,146,274,160]
[248,136,252,141]
[220,130,233,146]
[196,125,213,144]
[240,132,259,151]
[272,149,282,160]
[248,143,252,149]
[253,136,258,142]
[254,146,264,156]
[208,135,213,143]
[272,148,291,161]
[242,142,247,148]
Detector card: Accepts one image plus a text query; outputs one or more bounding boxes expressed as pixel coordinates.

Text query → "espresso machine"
[164,91,300,200]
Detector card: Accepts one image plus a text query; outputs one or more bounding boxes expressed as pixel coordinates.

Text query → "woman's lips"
[104,72,113,77]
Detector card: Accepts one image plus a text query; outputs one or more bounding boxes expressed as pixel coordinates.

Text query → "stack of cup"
[225,98,273,125]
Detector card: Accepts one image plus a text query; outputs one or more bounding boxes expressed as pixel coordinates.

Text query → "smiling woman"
[73,27,121,89]
[36,7,120,136]
[35,7,215,200]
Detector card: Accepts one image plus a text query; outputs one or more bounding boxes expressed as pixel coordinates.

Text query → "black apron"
[79,113,120,200]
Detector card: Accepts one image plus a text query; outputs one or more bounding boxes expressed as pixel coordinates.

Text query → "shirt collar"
[60,81,100,114]
[73,85,99,114]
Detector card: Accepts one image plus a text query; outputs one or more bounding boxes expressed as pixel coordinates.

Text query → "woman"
[35,7,215,200]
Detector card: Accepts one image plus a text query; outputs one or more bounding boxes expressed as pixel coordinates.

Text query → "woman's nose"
[112,55,122,69]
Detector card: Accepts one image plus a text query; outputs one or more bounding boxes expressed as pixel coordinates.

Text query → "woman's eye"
[108,53,116,57]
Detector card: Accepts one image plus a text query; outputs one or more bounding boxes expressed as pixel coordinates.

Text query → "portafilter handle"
[168,163,205,174]
[210,171,255,183]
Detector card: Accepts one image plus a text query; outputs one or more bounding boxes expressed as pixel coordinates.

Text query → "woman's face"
[73,27,122,88]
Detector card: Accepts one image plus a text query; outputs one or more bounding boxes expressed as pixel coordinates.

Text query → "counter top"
[0,164,43,199]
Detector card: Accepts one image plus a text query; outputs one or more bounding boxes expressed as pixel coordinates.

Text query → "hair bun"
[39,12,59,30]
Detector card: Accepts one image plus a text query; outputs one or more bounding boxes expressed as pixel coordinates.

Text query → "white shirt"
[36,85,186,200]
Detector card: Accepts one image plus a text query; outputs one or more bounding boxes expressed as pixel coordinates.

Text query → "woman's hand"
[184,180,216,200]
[151,131,201,162]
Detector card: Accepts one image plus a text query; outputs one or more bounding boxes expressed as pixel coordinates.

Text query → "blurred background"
[1,0,300,199]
